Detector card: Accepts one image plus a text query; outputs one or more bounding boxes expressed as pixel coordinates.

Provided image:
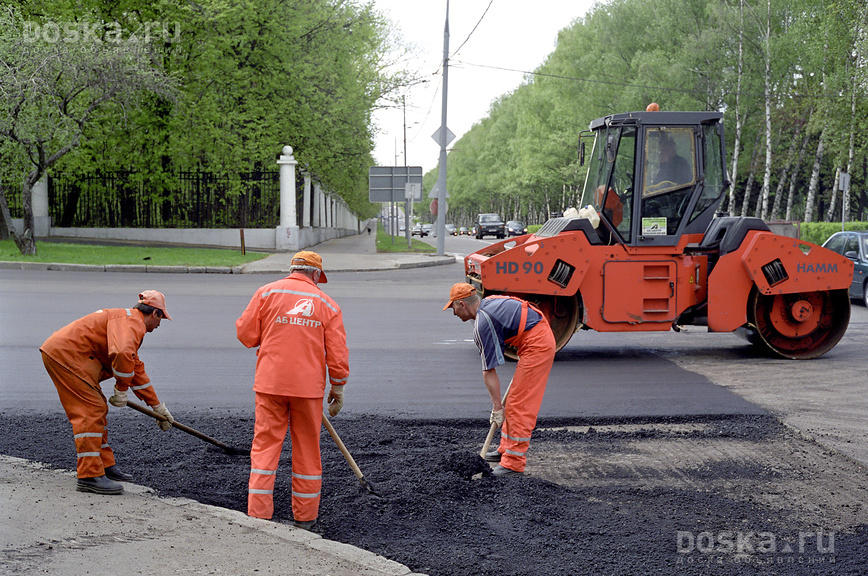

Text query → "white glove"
[152,402,174,431]
[109,385,128,407]
[327,385,344,417]
[490,408,504,427]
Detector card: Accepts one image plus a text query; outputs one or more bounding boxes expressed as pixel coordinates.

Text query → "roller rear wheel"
[749,289,850,359]
[503,294,580,360]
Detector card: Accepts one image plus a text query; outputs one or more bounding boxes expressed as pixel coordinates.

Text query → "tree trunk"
[803,126,826,223]
[760,0,773,221]
[0,182,26,252]
[771,121,802,220]
[825,167,840,222]
[786,129,811,221]
[741,132,761,217]
[843,70,857,223]
[728,0,745,216]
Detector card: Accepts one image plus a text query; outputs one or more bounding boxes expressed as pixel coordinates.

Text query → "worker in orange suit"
[40,290,175,495]
[236,250,349,531]
[444,283,556,476]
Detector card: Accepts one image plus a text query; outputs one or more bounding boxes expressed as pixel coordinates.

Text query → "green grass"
[375,223,435,253]
[0,239,269,267]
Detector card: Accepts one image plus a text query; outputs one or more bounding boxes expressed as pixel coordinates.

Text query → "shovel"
[322,412,380,496]
[126,400,249,456]
[479,378,513,459]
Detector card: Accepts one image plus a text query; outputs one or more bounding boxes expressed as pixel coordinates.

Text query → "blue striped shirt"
[473,297,541,370]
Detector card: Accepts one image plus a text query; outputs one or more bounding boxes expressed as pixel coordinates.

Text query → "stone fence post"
[276,145,299,251]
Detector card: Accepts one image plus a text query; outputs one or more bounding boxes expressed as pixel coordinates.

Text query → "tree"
[0,6,176,254]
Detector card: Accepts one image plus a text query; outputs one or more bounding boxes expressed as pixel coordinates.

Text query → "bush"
[800,222,868,245]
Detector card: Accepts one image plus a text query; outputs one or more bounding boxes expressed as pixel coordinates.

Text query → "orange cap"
[442,282,477,310]
[291,250,327,283]
[138,290,172,320]
[646,102,660,112]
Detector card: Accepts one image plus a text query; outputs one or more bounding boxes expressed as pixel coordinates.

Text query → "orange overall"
[490,298,556,473]
[40,308,160,478]
[236,272,349,521]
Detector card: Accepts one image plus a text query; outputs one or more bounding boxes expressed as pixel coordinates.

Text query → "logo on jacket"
[287,298,314,317]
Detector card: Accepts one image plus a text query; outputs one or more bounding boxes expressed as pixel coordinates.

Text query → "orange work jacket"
[40,308,159,405]
[236,272,349,398]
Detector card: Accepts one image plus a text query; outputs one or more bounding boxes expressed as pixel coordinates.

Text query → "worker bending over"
[444,283,556,476]
[40,291,175,495]
[237,250,349,531]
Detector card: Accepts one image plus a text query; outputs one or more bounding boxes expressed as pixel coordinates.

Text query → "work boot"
[484,448,502,463]
[292,518,319,532]
[104,465,133,483]
[76,475,124,495]
[492,465,523,477]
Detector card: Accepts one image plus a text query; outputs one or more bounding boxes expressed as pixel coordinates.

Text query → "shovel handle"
[322,413,365,482]
[479,377,513,459]
[125,400,233,451]
[480,422,499,459]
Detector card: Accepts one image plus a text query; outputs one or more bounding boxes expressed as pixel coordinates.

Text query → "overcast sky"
[370,0,594,174]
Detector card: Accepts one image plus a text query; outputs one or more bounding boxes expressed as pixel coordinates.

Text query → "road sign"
[368,166,423,203]
[839,172,850,192]
[404,182,421,200]
[431,126,455,146]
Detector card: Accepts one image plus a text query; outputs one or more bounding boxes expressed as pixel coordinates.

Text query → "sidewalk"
[239,230,457,274]
[0,231,457,274]
[0,455,424,576]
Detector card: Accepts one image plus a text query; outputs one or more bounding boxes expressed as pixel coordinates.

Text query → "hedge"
[799,222,868,245]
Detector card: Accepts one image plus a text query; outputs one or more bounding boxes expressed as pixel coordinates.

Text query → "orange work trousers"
[248,393,323,522]
[497,317,556,473]
[42,351,116,478]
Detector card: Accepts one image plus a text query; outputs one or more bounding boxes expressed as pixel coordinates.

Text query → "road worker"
[236,250,349,530]
[40,290,175,495]
[444,282,556,476]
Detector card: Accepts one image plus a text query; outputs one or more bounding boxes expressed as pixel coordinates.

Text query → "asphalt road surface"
[1,265,763,419]
[2,266,866,575]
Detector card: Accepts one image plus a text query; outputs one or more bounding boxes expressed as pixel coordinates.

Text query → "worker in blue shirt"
[444,283,556,475]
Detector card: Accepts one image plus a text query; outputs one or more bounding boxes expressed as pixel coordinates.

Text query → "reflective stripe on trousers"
[248,393,323,522]
[497,316,556,473]
[42,352,116,478]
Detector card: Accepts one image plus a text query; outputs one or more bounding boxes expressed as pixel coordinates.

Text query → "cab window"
[641,127,696,236]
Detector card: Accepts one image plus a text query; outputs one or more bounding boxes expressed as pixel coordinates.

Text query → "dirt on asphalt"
[1,410,866,576]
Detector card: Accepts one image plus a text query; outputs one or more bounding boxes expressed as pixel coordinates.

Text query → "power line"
[452,59,866,102]
[450,0,494,58]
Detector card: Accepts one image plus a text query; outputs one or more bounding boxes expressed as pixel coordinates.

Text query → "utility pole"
[435,0,450,256]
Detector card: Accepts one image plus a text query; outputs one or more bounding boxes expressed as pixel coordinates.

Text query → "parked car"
[445,224,457,236]
[822,230,868,306]
[474,213,506,239]
[506,220,528,236]
[411,223,427,237]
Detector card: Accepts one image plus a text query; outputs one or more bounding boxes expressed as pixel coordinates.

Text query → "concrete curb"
[0,455,427,576]
[0,258,453,274]
[0,261,241,274]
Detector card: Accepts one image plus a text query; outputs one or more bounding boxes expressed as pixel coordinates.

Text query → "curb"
[0,257,456,274]
[0,261,242,274]
[1,455,427,576]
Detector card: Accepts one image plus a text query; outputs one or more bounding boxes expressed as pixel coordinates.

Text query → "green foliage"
[11,0,401,220]
[800,222,868,245]
[434,0,868,227]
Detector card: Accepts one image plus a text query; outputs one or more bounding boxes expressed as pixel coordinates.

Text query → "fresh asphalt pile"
[1,411,865,576]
